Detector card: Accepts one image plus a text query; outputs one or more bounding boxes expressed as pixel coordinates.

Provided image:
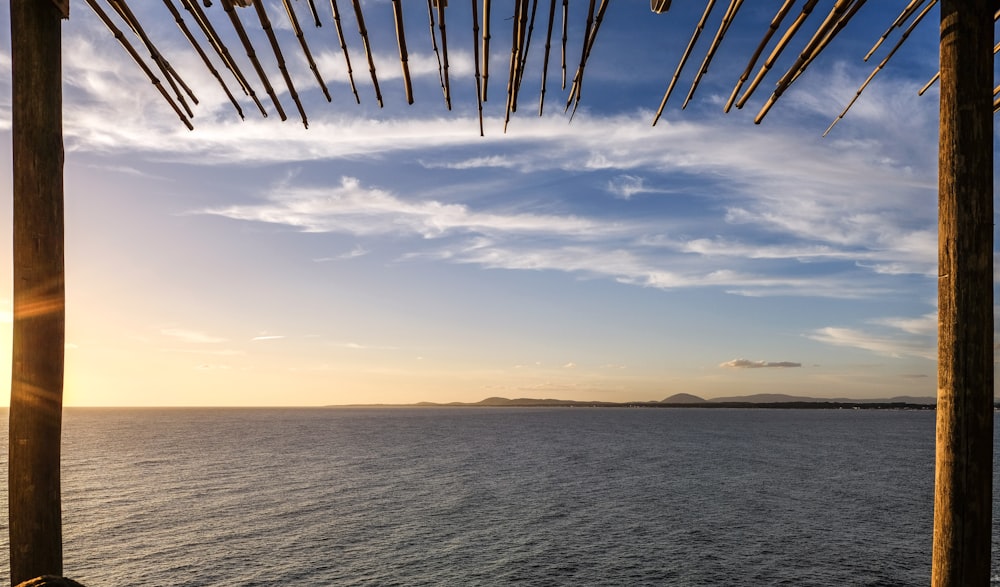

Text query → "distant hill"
[660,393,707,404]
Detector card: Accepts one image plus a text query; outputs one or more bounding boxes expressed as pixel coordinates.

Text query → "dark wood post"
[9,1,66,585]
[932,0,994,584]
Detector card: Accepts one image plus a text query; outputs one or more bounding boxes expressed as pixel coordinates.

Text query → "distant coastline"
[336,393,943,410]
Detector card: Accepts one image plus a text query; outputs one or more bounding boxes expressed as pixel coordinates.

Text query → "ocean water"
[0,407,996,586]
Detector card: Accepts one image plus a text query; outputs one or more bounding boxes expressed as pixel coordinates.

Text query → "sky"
[0,1,992,406]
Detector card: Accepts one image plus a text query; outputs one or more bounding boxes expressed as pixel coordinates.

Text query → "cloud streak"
[720,359,802,369]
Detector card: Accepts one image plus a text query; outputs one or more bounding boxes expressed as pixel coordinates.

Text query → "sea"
[0,407,997,586]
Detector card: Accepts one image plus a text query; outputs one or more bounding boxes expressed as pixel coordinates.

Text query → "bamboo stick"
[865,0,925,62]
[482,0,491,101]
[539,0,557,115]
[564,0,595,114]
[919,37,999,96]
[682,0,743,109]
[162,0,245,119]
[305,0,322,28]
[561,0,568,89]
[734,0,819,111]
[282,0,331,103]
[437,0,453,110]
[723,0,794,113]
[472,0,484,135]
[181,0,267,117]
[391,0,414,104]
[788,0,867,85]
[108,0,197,118]
[567,0,610,120]
[351,0,383,107]
[755,0,854,124]
[920,71,941,95]
[221,0,288,121]
[84,0,193,129]
[515,0,540,104]
[652,0,715,125]
[329,0,361,104]
[511,0,530,113]
[824,0,937,136]
[504,0,526,131]
[426,0,448,106]
[253,0,310,127]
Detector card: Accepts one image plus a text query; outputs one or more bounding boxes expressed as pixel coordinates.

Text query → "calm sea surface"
[0,408,997,586]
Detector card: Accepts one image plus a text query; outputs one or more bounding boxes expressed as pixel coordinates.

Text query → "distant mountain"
[707,393,936,405]
[660,393,707,404]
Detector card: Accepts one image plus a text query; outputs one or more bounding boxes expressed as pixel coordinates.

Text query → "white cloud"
[606,175,662,200]
[201,175,619,239]
[720,359,802,369]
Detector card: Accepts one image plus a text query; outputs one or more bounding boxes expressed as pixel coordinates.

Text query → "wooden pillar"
[932,0,994,585]
[9,1,66,585]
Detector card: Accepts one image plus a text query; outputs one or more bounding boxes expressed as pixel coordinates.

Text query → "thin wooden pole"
[932,0,994,584]
[9,1,66,584]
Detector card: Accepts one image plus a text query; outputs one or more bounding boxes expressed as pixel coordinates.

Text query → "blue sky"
[0,1,989,406]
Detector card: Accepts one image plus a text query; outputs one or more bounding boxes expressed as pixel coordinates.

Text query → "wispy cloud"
[200,176,618,239]
[720,359,802,369]
[808,326,935,360]
[160,328,228,344]
[606,175,664,200]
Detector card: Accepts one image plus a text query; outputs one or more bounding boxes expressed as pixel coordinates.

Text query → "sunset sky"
[0,1,989,406]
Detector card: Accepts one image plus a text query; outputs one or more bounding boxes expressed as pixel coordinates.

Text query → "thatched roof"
[70,0,972,135]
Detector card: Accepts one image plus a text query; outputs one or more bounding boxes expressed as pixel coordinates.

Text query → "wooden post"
[932,0,994,585]
[9,1,66,585]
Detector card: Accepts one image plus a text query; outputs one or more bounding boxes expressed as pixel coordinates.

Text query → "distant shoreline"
[333,395,943,410]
